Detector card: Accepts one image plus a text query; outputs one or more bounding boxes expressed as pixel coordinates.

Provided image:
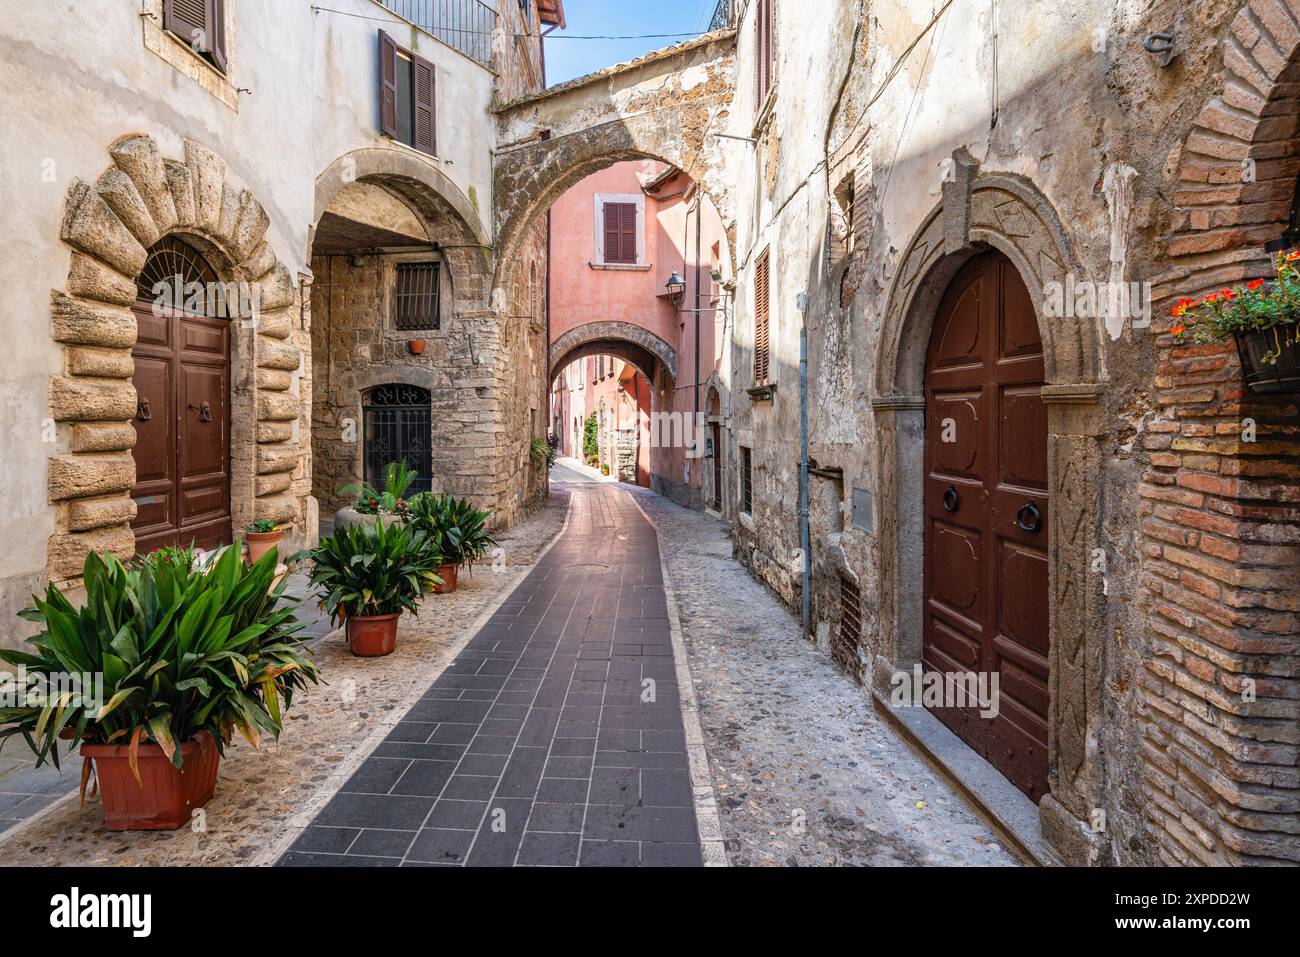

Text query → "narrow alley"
[277,463,1016,867]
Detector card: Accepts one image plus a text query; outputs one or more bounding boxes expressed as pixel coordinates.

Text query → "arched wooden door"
[922,249,1050,802]
[130,237,233,555]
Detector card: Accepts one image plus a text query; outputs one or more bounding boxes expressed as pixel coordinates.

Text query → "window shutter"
[378,30,399,138]
[412,53,436,156]
[164,0,209,52]
[619,203,637,263]
[754,249,770,384]
[207,0,227,72]
[602,203,637,264]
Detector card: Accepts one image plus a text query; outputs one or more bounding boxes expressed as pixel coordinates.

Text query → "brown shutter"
[413,53,436,156]
[164,0,209,51]
[604,202,637,264]
[619,203,637,263]
[379,30,398,138]
[754,249,770,384]
[208,0,227,72]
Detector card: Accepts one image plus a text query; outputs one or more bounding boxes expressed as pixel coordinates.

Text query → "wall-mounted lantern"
[665,271,686,310]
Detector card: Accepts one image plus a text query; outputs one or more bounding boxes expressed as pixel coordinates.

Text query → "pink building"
[547,160,729,506]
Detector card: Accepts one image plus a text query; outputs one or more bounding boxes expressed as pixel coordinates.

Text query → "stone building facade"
[0,0,557,644]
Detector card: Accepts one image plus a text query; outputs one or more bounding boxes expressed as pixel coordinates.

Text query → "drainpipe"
[693,194,702,423]
[799,317,810,638]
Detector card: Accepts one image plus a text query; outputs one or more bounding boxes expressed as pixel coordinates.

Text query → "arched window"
[363,384,432,495]
[135,236,231,317]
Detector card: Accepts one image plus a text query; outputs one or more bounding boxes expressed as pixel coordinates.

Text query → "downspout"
[800,318,810,638]
[693,194,702,424]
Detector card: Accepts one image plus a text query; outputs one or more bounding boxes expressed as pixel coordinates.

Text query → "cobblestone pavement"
[280,479,705,867]
[631,487,1019,867]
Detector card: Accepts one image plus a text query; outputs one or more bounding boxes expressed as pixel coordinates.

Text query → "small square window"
[394,262,440,331]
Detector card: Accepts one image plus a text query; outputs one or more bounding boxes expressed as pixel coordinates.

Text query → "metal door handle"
[942,485,960,513]
[189,401,212,423]
[1015,500,1042,533]
[137,398,152,422]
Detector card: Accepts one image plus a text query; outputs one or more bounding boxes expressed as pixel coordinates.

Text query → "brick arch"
[491,29,737,308]
[549,321,678,385]
[1166,3,1300,288]
[1141,2,1300,867]
[49,133,304,582]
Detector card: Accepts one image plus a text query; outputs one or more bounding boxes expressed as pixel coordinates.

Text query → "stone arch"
[871,164,1107,865]
[314,148,492,310]
[491,30,738,307]
[49,133,304,582]
[549,320,678,385]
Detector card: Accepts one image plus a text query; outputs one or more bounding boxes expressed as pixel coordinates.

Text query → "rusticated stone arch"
[549,321,678,385]
[871,164,1108,866]
[49,133,305,582]
[492,29,738,307]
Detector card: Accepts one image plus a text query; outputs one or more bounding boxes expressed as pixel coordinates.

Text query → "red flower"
[1247,278,1265,289]
[1203,293,1219,303]
[1170,324,1185,336]
[1219,289,1236,300]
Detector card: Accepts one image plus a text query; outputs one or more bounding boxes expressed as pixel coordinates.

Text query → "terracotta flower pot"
[433,562,459,594]
[81,731,220,831]
[243,528,284,565]
[347,612,400,657]
[408,338,427,355]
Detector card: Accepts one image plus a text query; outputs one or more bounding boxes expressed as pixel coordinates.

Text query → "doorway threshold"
[872,688,1060,867]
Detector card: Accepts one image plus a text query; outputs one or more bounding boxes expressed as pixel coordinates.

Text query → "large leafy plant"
[337,460,418,517]
[1173,250,1300,362]
[0,546,319,779]
[306,519,442,625]
[407,494,497,570]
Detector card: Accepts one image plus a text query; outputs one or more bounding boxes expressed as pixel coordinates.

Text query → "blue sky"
[543,0,722,86]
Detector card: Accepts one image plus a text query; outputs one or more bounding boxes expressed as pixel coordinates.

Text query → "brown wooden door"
[130,302,232,555]
[922,250,1050,802]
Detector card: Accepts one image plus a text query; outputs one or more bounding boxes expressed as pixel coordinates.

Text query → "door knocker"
[942,485,960,513]
[136,397,152,422]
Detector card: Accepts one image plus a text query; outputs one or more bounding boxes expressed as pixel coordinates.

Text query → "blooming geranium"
[1172,251,1300,363]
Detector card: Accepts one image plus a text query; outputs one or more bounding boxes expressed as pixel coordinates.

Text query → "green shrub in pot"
[304,520,443,655]
[0,546,320,826]
[407,494,497,572]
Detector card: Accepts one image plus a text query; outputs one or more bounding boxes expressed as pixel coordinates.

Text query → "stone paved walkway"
[279,479,704,866]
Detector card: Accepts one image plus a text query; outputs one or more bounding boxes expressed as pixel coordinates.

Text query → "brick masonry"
[1140,1,1300,865]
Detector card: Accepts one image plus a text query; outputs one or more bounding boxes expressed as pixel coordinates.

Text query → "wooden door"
[130,302,232,555]
[922,250,1050,802]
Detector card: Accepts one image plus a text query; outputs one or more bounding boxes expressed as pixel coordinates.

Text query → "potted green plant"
[335,461,417,531]
[243,519,285,565]
[407,494,496,593]
[305,519,442,656]
[1172,250,1300,393]
[0,546,319,830]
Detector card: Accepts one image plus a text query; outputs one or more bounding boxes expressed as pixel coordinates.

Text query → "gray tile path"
[278,481,703,867]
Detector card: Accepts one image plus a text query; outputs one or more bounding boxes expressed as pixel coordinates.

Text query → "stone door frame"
[870,157,1107,865]
[50,134,302,583]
